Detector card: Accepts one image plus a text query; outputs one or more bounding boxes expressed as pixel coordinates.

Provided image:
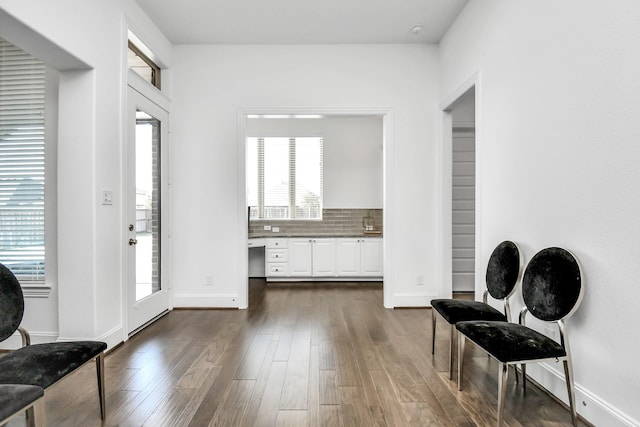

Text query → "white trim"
[393,292,439,307]
[173,294,241,308]
[525,362,639,427]
[440,71,481,300]
[22,285,52,298]
[237,107,394,309]
[0,331,58,350]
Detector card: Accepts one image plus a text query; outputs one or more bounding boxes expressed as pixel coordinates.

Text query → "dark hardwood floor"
[11,280,590,426]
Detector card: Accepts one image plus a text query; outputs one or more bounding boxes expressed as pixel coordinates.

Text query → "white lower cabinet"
[311,239,336,276]
[288,239,313,276]
[288,238,336,277]
[336,238,383,277]
[265,237,381,279]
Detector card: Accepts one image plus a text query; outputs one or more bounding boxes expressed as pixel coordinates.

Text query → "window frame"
[0,37,54,294]
[128,40,161,90]
[248,136,323,221]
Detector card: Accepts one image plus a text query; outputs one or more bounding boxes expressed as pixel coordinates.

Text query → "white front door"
[126,86,170,334]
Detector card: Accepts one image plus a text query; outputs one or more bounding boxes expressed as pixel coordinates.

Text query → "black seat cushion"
[432,299,507,324]
[0,341,107,389]
[456,320,566,363]
[486,240,521,299]
[0,384,44,421]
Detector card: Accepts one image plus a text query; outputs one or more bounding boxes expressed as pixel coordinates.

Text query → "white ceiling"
[134,0,469,45]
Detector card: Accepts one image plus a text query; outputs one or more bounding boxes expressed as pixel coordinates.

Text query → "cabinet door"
[336,239,361,276]
[360,238,383,276]
[288,239,313,276]
[312,239,336,276]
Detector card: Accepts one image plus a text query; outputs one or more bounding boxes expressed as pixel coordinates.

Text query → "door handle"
[129,238,138,246]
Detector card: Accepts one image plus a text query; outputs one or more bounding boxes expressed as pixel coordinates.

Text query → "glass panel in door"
[135,110,160,301]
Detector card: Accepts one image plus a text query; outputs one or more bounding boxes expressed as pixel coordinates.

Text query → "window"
[128,41,161,89]
[247,137,323,220]
[0,38,46,282]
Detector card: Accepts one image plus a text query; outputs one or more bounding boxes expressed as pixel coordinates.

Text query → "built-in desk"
[248,236,382,281]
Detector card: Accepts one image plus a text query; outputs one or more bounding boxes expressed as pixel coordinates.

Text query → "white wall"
[170,44,443,308]
[0,0,171,348]
[440,1,640,425]
[246,116,383,208]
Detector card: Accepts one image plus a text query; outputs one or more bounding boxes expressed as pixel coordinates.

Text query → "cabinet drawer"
[267,263,288,276]
[266,249,288,262]
[266,238,288,249]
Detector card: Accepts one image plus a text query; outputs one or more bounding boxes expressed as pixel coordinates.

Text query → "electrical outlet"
[204,276,214,286]
[417,275,424,286]
[101,190,113,205]
[272,227,280,233]
[263,225,271,231]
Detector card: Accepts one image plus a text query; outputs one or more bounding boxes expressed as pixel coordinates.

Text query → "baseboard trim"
[172,293,240,308]
[392,292,438,307]
[527,362,638,427]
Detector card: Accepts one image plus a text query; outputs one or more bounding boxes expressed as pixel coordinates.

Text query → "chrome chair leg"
[497,362,508,427]
[449,324,455,379]
[563,358,578,426]
[457,333,465,391]
[96,353,106,420]
[431,309,436,354]
[26,396,46,427]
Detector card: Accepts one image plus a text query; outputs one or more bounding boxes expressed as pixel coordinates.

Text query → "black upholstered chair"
[0,263,107,420]
[0,384,45,427]
[456,247,584,426]
[431,240,522,378]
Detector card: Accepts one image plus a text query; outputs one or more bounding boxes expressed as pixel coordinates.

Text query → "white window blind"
[247,136,323,220]
[0,38,46,282]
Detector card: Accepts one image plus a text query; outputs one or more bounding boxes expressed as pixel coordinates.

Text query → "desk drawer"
[267,263,288,276]
[266,249,288,262]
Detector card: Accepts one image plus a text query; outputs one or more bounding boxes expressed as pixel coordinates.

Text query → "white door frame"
[124,73,172,335]
[440,72,482,299]
[237,107,394,308]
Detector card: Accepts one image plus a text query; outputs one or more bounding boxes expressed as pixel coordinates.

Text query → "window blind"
[0,38,46,282]
[247,136,323,220]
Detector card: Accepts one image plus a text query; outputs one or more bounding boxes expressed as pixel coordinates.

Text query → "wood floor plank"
[208,379,255,427]
[239,340,278,426]
[319,370,340,404]
[307,344,320,427]
[234,333,273,380]
[252,361,288,427]
[142,387,195,427]
[275,410,308,427]
[318,339,336,370]
[339,386,372,426]
[319,404,343,426]
[279,330,311,410]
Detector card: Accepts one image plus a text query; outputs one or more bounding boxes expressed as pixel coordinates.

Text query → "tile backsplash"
[249,208,382,237]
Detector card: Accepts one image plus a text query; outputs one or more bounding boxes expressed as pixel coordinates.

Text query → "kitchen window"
[0,38,46,283]
[247,136,323,220]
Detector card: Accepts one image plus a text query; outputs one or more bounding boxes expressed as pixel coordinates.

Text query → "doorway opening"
[238,109,394,309]
[441,75,480,299]
[450,89,476,293]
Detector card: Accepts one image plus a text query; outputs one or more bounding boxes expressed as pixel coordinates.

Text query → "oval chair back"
[0,263,25,342]
[522,247,584,321]
[485,240,523,318]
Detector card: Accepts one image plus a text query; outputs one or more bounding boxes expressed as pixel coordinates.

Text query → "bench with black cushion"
[0,384,45,427]
[0,263,107,421]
